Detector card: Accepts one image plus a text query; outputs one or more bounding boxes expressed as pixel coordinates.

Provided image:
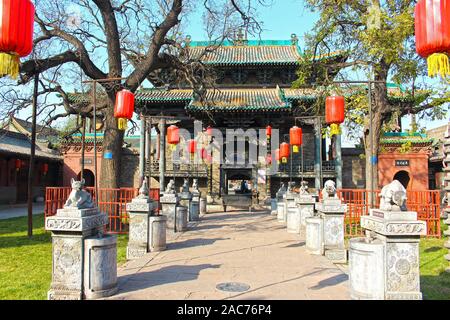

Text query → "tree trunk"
[364,64,389,201]
[99,93,124,189]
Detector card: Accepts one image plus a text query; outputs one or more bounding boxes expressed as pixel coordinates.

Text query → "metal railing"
[45,187,160,234]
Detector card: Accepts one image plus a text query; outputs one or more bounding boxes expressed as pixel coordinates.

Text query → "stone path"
[110,210,350,300]
[0,203,45,220]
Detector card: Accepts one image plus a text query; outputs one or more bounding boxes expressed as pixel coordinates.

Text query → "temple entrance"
[221,168,254,212]
[393,170,410,189]
[77,169,95,187]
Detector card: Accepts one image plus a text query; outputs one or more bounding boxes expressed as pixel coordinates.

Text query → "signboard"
[395,160,410,167]
[80,158,93,165]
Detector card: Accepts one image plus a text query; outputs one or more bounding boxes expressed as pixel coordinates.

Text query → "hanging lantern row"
[280,142,290,164]
[167,125,180,151]
[0,0,35,79]
[266,125,272,139]
[289,126,303,153]
[114,89,135,130]
[325,96,345,137]
[415,0,450,78]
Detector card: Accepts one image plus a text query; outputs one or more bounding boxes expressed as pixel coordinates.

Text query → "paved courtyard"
[111,210,351,300]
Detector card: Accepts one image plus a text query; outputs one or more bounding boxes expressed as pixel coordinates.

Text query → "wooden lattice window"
[231,69,248,84]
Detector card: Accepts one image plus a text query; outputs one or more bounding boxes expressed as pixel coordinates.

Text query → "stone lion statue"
[181,178,190,193]
[299,181,309,195]
[165,179,175,194]
[379,179,407,211]
[137,177,149,199]
[192,179,199,191]
[64,178,94,209]
[322,180,338,199]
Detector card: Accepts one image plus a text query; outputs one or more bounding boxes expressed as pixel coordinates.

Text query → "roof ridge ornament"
[291,34,299,46]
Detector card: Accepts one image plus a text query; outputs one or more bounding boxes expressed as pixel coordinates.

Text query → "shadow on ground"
[167,238,230,250]
[117,264,221,294]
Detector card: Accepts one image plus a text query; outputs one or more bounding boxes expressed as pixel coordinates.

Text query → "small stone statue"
[181,178,190,193]
[137,177,149,199]
[64,178,94,209]
[287,182,296,193]
[379,179,407,211]
[322,180,338,199]
[277,183,287,194]
[299,181,309,195]
[165,179,176,194]
[192,179,199,191]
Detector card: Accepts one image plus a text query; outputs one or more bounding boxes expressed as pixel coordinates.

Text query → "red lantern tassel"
[0,53,19,79]
[330,124,341,137]
[427,53,450,79]
[118,118,128,130]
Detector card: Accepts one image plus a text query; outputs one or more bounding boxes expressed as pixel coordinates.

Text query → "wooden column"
[159,119,166,191]
[314,117,322,191]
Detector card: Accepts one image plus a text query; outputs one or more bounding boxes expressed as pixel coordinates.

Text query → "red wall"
[378,152,429,190]
[63,148,103,187]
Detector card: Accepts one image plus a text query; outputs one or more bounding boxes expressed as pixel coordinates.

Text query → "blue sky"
[15,0,449,143]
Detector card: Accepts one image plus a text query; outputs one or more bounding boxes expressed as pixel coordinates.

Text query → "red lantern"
[275,148,281,164]
[325,96,345,137]
[0,0,35,79]
[42,163,49,175]
[15,159,21,171]
[206,126,213,137]
[415,0,450,78]
[289,126,303,153]
[114,89,135,130]
[280,142,290,164]
[188,139,196,156]
[167,125,180,150]
[266,125,272,139]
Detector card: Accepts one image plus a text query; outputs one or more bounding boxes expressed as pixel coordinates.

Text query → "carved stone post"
[350,180,427,300]
[443,124,450,272]
[296,181,317,227]
[126,178,165,260]
[190,179,201,221]
[314,180,347,263]
[276,183,287,222]
[46,179,116,300]
[179,178,193,222]
[160,179,179,231]
[286,183,301,233]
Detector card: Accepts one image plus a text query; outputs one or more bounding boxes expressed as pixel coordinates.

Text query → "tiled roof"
[0,129,62,161]
[137,89,193,103]
[188,88,290,112]
[185,44,303,66]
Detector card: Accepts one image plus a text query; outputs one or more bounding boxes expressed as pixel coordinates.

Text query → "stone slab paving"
[109,210,350,300]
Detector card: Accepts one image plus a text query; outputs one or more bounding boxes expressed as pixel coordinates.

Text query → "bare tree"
[0,0,270,188]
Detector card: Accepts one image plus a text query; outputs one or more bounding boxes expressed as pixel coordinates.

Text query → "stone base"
[299,203,315,227]
[277,202,286,223]
[149,215,167,252]
[126,245,147,260]
[324,248,347,264]
[175,206,188,232]
[48,289,82,300]
[385,292,422,300]
[189,202,200,221]
[306,217,323,255]
[84,235,118,300]
[286,207,301,234]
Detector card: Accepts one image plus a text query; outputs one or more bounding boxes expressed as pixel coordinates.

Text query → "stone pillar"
[443,123,450,272]
[354,208,427,300]
[160,191,179,231]
[286,193,301,233]
[149,215,167,252]
[276,184,287,219]
[46,206,111,300]
[84,235,118,299]
[314,117,322,191]
[139,116,146,184]
[159,119,166,190]
[306,216,323,255]
[335,134,343,190]
[175,206,188,232]
[179,191,193,221]
[190,189,201,221]
[297,194,317,227]
[126,188,160,260]
[271,198,277,215]
[315,198,347,263]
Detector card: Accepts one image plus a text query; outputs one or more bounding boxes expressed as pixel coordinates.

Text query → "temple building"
[66,34,420,203]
